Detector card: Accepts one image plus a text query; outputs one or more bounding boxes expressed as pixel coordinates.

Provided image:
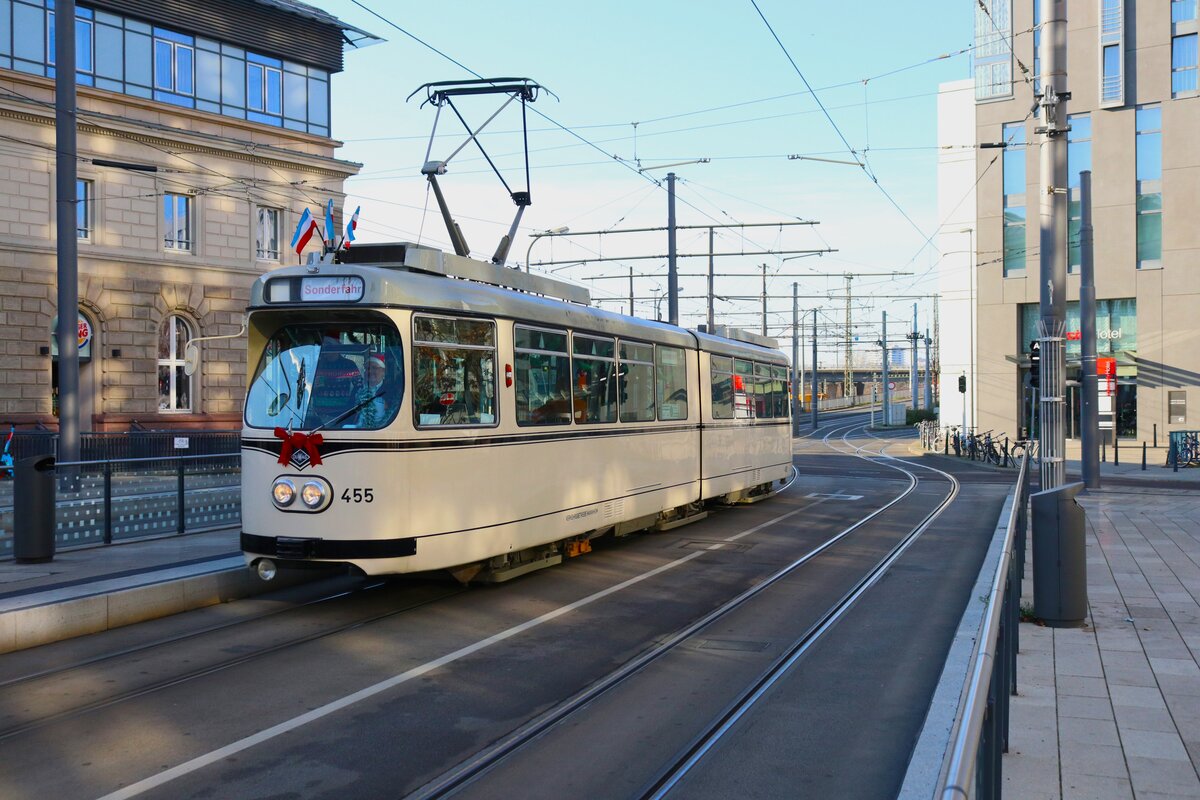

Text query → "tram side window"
[754,362,771,419]
[657,345,688,421]
[710,356,734,419]
[619,341,656,422]
[412,315,497,427]
[734,359,755,418]
[772,365,790,418]
[514,325,571,426]
[573,334,617,424]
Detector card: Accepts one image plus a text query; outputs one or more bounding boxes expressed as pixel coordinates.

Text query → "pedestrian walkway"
[0,527,312,654]
[1004,487,1200,799]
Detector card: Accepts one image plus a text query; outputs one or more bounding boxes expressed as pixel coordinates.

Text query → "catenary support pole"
[761,264,768,337]
[882,311,890,426]
[924,328,933,410]
[811,309,818,429]
[55,0,80,464]
[1079,170,1100,489]
[1038,0,1069,490]
[667,172,678,326]
[707,227,715,331]
[792,283,800,435]
[910,303,918,409]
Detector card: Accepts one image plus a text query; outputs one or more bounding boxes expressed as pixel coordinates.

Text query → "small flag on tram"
[291,208,317,255]
[324,199,335,246]
[344,206,360,248]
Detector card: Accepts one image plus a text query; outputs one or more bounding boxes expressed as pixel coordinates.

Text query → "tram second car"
[238,243,792,582]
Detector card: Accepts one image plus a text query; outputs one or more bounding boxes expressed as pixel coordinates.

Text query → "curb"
[0,560,317,655]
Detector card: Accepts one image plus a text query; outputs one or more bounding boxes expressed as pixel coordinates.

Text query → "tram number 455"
[341,488,374,503]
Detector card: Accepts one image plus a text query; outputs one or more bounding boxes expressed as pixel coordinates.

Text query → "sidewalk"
[1004,477,1200,797]
[0,527,316,654]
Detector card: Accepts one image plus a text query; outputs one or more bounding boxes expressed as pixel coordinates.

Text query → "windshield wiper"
[311,387,385,434]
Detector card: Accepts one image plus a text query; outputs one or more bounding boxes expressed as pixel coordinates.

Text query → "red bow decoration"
[273,427,324,467]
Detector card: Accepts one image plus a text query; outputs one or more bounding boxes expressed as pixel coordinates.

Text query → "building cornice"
[0,75,362,179]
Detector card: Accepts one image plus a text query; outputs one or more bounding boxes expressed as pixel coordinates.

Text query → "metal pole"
[1079,170,1100,489]
[811,309,818,429]
[910,303,919,409]
[628,266,634,317]
[844,276,853,402]
[761,264,768,337]
[55,0,80,464]
[792,282,800,435]
[1038,0,1069,490]
[924,328,933,410]
[667,172,678,326]
[882,311,890,426]
[707,226,715,331]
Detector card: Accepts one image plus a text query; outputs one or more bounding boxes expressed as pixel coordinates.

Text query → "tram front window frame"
[244,317,405,432]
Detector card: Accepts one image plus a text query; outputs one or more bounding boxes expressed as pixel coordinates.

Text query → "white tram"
[240,243,792,582]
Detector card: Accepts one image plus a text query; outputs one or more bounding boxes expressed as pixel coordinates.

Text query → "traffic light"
[958,374,966,394]
[1029,340,1040,389]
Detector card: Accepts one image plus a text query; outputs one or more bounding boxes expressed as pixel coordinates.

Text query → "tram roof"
[250,246,784,363]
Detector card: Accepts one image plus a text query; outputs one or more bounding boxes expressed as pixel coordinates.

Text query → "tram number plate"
[341,487,375,503]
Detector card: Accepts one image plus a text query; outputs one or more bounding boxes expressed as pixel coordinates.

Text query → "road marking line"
[96,503,817,800]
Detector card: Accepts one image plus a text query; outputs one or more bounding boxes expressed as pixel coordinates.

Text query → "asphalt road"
[0,415,1016,800]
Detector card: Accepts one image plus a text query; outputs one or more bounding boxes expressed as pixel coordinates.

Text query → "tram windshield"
[245,322,404,431]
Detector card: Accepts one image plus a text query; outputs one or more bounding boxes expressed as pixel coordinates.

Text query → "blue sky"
[312,0,974,352]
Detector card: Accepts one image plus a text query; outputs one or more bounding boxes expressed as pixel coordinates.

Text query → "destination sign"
[299,276,364,302]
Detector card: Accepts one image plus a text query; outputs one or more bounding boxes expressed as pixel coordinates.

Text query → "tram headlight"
[301,481,326,509]
[272,478,296,507]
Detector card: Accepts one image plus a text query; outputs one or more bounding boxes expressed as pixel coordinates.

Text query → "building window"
[256,207,280,260]
[153,28,194,106]
[1099,0,1124,107]
[1136,106,1162,268]
[247,53,283,122]
[1173,34,1198,96]
[1002,122,1026,277]
[163,192,191,251]
[973,0,1013,101]
[1067,114,1091,273]
[76,178,93,240]
[158,315,193,413]
[1174,0,1198,25]
[46,7,95,84]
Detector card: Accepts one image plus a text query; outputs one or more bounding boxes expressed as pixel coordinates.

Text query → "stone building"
[968,0,1200,443]
[0,0,375,431]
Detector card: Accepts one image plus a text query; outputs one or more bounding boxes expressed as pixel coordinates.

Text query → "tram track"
[407,422,960,800]
[0,409,944,800]
[0,580,468,741]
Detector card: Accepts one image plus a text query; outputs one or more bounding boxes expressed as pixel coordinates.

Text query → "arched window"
[158,315,193,412]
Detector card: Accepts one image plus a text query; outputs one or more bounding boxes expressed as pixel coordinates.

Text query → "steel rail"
[640,427,961,798]
[409,423,930,799]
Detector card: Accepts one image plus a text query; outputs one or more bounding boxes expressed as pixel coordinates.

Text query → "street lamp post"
[524,226,569,272]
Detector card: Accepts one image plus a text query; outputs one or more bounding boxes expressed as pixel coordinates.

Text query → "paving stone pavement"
[1005,489,1200,799]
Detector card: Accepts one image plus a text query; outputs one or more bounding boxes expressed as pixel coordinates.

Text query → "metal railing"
[2,430,240,464]
[0,452,241,558]
[939,452,1030,799]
